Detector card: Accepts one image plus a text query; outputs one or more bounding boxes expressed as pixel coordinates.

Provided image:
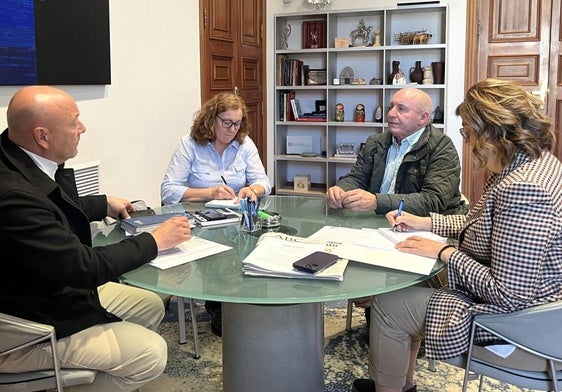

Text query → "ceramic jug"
[409,61,423,84]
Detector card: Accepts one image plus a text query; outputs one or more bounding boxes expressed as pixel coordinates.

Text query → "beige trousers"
[369,286,434,389]
[0,282,167,392]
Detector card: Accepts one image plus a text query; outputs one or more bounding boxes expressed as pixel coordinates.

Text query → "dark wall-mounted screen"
[0,0,111,86]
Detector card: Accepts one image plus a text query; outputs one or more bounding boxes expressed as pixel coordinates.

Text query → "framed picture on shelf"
[307,69,327,85]
[302,20,326,49]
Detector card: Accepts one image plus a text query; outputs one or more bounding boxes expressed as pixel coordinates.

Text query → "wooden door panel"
[209,0,234,41]
[241,0,260,45]
[549,1,562,158]
[488,54,539,83]
[490,0,541,41]
[209,56,235,91]
[463,0,553,204]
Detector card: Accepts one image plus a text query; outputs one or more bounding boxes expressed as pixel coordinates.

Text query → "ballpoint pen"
[393,199,405,232]
[220,175,227,185]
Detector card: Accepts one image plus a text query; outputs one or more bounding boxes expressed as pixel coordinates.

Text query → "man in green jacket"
[326,88,467,216]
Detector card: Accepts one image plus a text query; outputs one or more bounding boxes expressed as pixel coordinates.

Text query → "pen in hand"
[393,199,405,232]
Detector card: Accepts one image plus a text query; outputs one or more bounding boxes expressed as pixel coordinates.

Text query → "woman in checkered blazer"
[352,78,562,392]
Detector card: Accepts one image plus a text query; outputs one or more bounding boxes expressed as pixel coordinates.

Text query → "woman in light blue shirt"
[161,92,271,205]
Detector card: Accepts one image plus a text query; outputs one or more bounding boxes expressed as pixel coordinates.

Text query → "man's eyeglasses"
[459,127,470,142]
[217,114,244,130]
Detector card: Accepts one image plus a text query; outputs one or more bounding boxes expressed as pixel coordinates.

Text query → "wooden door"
[463,0,559,203]
[199,0,267,165]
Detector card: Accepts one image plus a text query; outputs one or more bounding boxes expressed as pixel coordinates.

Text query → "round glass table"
[95,196,444,392]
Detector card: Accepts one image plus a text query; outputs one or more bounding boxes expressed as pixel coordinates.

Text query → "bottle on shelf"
[409,61,423,84]
[388,60,400,84]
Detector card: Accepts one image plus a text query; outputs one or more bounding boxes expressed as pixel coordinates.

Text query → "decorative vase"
[409,61,424,84]
[431,61,445,84]
[388,60,400,84]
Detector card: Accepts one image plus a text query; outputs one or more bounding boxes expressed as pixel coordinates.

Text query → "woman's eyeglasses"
[459,127,470,142]
[217,114,244,130]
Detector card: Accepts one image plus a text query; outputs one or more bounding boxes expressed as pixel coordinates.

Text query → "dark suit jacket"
[0,129,158,338]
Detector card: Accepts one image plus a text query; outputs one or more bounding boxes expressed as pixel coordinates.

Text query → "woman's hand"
[211,184,236,200]
[386,210,432,232]
[394,236,444,259]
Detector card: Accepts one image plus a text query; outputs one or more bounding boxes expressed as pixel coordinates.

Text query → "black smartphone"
[293,251,339,274]
[196,209,226,221]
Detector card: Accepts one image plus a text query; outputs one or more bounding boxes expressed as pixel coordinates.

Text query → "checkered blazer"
[425,151,562,360]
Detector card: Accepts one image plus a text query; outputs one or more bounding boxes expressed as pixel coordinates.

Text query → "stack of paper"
[308,226,447,275]
[149,236,232,270]
[204,198,241,209]
[242,233,348,281]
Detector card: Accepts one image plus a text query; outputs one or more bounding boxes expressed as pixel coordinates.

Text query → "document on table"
[149,236,232,270]
[309,226,444,275]
[241,233,348,281]
[204,198,240,209]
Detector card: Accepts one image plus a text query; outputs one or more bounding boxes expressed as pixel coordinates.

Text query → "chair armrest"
[0,312,55,355]
[474,300,562,360]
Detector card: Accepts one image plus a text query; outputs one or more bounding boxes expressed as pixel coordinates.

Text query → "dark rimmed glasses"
[217,114,244,130]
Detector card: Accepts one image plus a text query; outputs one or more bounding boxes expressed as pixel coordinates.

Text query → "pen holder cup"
[241,213,261,233]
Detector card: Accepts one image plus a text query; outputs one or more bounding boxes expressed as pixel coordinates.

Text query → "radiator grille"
[71,161,100,196]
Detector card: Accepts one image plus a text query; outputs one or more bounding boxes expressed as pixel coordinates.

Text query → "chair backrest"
[0,312,97,391]
[445,300,562,392]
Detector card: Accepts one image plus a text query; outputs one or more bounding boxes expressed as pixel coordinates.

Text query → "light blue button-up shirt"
[160,135,271,204]
[379,127,425,194]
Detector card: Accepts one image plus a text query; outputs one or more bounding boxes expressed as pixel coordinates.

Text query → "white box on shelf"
[287,136,313,154]
[294,174,311,191]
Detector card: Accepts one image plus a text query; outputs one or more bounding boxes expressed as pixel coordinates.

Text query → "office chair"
[443,300,562,391]
[0,312,97,391]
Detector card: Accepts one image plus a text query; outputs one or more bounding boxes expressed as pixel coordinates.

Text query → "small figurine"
[373,29,381,46]
[350,19,373,47]
[433,106,444,124]
[335,103,344,122]
[281,24,291,50]
[354,103,365,122]
[393,69,406,85]
[374,105,383,123]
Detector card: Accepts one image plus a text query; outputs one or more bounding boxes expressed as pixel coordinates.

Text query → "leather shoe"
[351,379,417,392]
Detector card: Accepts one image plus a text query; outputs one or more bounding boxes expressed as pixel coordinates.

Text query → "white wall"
[0,0,466,207]
[0,0,201,207]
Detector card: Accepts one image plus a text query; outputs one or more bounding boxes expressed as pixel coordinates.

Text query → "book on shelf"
[242,232,348,281]
[121,212,192,235]
[193,208,240,227]
[290,98,302,120]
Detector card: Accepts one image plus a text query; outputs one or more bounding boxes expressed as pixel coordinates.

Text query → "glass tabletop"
[96,196,444,304]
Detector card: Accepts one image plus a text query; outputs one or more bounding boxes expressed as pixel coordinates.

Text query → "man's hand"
[326,186,347,209]
[107,196,134,219]
[151,216,192,251]
[339,189,377,211]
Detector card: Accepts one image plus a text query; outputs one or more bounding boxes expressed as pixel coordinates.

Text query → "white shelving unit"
[274,4,448,196]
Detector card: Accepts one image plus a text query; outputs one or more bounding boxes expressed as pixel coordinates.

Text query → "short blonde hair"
[456,78,553,168]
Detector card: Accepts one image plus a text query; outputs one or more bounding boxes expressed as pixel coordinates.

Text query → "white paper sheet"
[149,236,232,269]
